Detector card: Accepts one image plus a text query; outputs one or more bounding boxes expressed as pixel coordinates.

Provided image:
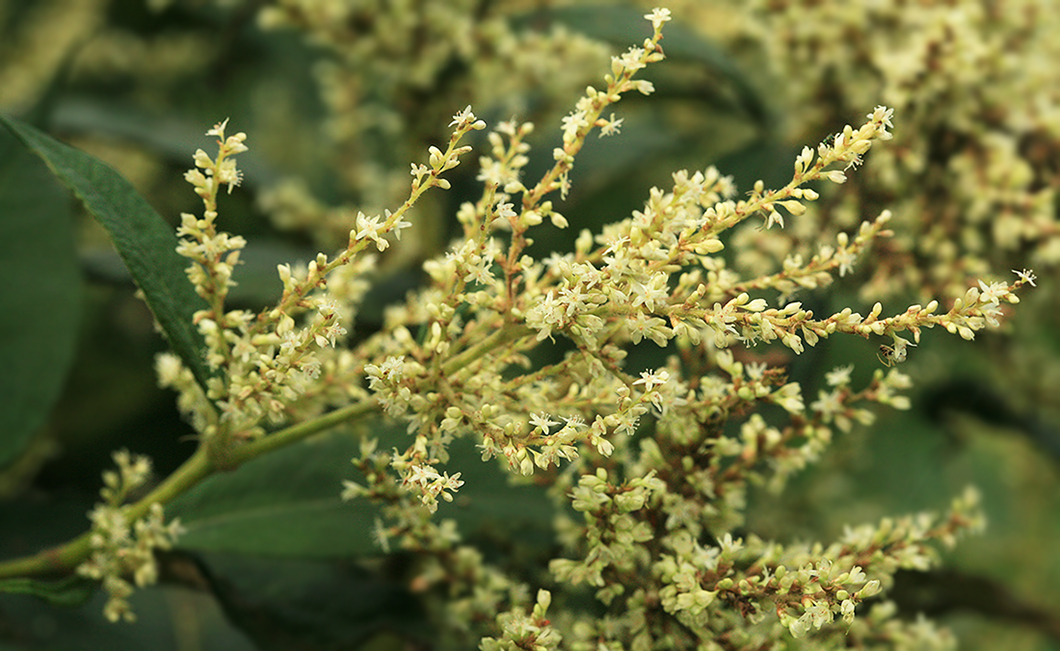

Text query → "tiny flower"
[834,248,857,277]
[633,369,670,392]
[598,113,624,137]
[495,202,516,220]
[825,365,854,386]
[1013,268,1037,286]
[976,279,1008,305]
[823,170,847,184]
[449,105,475,128]
[530,412,560,433]
[390,213,413,240]
[644,7,672,32]
[868,105,895,139]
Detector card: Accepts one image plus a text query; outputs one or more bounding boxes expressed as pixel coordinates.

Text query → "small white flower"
[977,279,1008,305]
[530,412,560,433]
[390,215,413,240]
[633,369,670,392]
[644,7,672,31]
[825,365,854,386]
[1013,268,1037,286]
[449,105,475,128]
[206,118,229,138]
[495,202,516,220]
[598,113,624,137]
[834,248,857,277]
[867,105,895,140]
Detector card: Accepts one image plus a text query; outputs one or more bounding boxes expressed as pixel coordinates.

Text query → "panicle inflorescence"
[163,109,484,447]
[140,6,1035,649]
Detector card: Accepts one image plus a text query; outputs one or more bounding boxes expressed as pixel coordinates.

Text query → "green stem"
[0,398,379,580]
[442,323,532,376]
[0,446,213,580]
[230,398,378,464]
[0,322,529,581]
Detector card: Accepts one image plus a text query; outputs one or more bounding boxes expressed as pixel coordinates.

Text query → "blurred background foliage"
[0,0,1058,649]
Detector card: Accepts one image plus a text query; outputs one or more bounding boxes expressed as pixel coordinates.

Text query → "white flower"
[379,355,405,380]
[868,105,895,140]
[390,214,413,240]
[561,110,589,145]
[599,113,624,137]
[449,105,475,128]
[530,412,560,433]
[764,206,784,229]
[811,388,844,422]
[977,279,1008,305]
[1013,268,1037,286]
[644,8,672,31]
[633,369,670,392]
[745,362,767,380]
[206,118,229,137]
[825,365,854,386]
[890,336,915,364]
[495,202,516,220]
[834,248,857,277]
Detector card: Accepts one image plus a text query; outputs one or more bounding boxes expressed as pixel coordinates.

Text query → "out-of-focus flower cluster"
[703,0,1060,303]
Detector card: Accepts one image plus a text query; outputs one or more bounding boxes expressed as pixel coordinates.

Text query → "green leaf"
[0,576,96,608]
[169,431,380,557]
[0,582,257,651]
[0,113,215,398]
[170,424,554,558]
[191,554,430,651]
[0,128,81,467]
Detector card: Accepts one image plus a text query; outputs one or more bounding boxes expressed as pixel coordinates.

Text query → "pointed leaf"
[0,113,215,397]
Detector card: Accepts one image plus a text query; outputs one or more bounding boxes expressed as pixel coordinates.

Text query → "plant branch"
[0,398,382,580]
[0,447,212,580]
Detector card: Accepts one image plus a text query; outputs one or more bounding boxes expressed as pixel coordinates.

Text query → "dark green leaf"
[170,424,554,558]
[0,128,81,467]
[190,554,429,651]
[0,113,215,397]
[0,583,256,651]
[169,431,380,557]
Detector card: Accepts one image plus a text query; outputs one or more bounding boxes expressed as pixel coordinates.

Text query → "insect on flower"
[877,338,914,367]
[877,344,898,367]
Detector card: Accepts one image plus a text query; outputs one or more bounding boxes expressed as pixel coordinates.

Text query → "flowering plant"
[0,4,1045,650]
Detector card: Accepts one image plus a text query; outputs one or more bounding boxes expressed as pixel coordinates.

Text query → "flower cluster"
[253,0,613,251]
[163,110,484,450]
[480,590,562,651]
[75,451,183,623]
[709,0,1060,303]
[141,6,1034,649]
